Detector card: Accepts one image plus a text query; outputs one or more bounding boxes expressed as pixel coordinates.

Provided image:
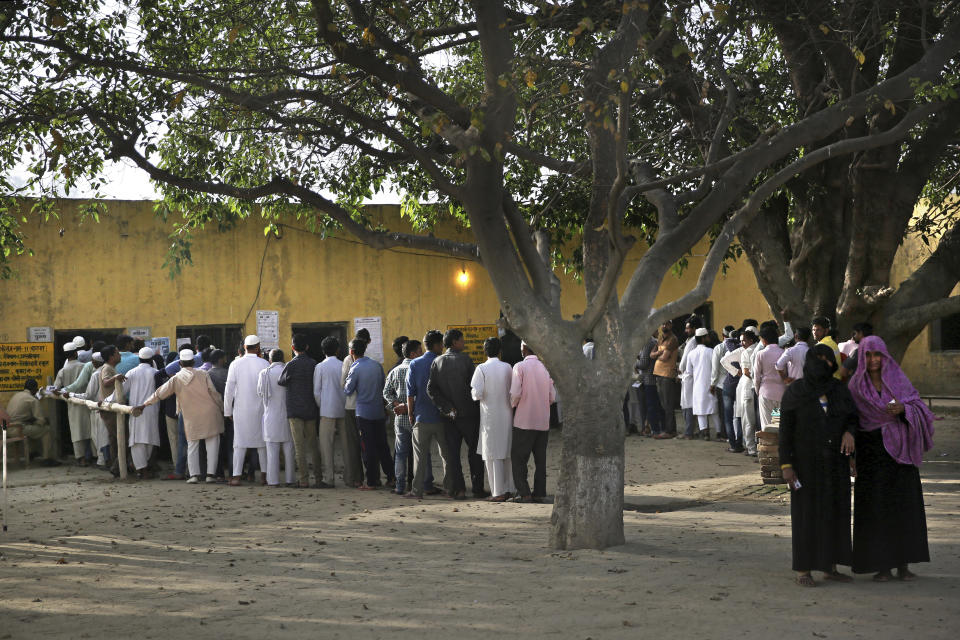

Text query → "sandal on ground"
[897,567,917,581]
[795,574,816,587]
[872,571,892,582]
[823,570,853,583]
[486,494,509,502]
[228,478,243,486]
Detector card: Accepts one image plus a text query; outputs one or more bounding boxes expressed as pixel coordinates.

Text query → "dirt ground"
[1,414,958,640]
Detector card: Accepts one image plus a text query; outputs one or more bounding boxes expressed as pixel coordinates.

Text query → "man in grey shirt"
[427,328,487,499]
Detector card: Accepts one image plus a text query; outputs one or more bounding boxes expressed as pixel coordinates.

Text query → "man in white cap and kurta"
[224,335,269,485]
[133,348,224,483]
[125,347,160,478]
[54,340,92,465]
[683,327,719,439]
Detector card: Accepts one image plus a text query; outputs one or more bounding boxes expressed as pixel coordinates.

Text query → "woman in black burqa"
[779,344,857,587]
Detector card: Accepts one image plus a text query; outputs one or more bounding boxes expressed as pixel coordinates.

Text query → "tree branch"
[310,0,472,126]
[87,112,480,262]
[886,295,960,333]
[625,98,948,329]
[504,141,590,176]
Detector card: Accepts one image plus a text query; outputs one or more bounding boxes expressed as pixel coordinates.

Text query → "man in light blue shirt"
[343,338,392,489]
[115,334,141,375]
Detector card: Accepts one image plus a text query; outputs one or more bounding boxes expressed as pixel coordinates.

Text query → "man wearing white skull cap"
[681,327,719,438]
[124,347,160,476]
[73,335,93,363]
[224,335,269,485]
[54,340,92,464]
[134,348,224,483]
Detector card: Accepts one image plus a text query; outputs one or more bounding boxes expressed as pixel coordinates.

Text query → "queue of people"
[22,328,557,505]
[5,317,936,584]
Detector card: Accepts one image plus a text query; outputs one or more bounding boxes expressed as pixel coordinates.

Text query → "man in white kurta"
[54,342,91,462]
[258,350,295,486]
[125,347,160,475]
[225,335,269,484]
[685,329,719,437]
[470,337,515,501]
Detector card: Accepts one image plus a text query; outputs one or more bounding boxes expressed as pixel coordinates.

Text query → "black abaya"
[779,378,856,572]
[852,427,930,573]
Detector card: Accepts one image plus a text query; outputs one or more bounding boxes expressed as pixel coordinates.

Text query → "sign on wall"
[447,324,499,365]
[256,310,280,350]
[128,327,152,340]
[27,327,52,342]
[353,316,383,362]
[148,337,171,357]
[0,342,55,391]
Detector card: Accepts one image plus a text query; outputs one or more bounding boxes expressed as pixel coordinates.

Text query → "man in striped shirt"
[383,339,422,494]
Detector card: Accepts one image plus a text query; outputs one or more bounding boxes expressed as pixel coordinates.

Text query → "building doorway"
[290,322,349,362]
[670,302,714,336]
[176,324,244,365]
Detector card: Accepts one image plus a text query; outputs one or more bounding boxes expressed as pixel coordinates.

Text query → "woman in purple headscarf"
[848,335,935,581]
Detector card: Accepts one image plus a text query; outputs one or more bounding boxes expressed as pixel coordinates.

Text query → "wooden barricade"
[42,391,134,480]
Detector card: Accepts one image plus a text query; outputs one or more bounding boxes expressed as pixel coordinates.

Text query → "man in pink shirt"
[509,342,556,503]
[754,325,786,431]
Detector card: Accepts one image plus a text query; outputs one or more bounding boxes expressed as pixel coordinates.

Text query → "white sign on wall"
[256,310,280,350]
[27,327,52,342]
[353,316,383,363]
[129,326,152,340]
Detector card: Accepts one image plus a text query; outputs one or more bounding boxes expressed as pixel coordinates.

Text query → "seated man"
[5,378,60,466]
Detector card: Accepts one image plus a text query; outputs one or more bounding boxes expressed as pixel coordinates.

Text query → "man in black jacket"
[278,334,325,487]
[427,329,488,499]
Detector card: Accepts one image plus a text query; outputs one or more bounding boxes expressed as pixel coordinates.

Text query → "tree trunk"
[549,362,626,550]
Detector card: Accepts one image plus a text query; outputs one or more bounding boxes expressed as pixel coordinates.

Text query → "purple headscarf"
[848,336,934,467]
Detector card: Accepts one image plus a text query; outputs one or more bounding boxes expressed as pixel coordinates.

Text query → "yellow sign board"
[0,342,55,392]
[446,324,499,365]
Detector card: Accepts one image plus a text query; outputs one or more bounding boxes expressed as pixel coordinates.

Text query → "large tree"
[742,1,960,358]
[2,1,958,548]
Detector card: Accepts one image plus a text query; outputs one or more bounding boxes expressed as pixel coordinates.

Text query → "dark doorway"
[52,328,125,457]
[176,324,243,364]
[670,302,714,336]
[290,322,349,362]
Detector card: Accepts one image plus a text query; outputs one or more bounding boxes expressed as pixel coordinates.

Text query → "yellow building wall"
[0,199,777,406]
[891,231,960,396]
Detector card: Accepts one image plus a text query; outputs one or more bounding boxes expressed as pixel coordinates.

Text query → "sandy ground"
[1,415,958,640]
